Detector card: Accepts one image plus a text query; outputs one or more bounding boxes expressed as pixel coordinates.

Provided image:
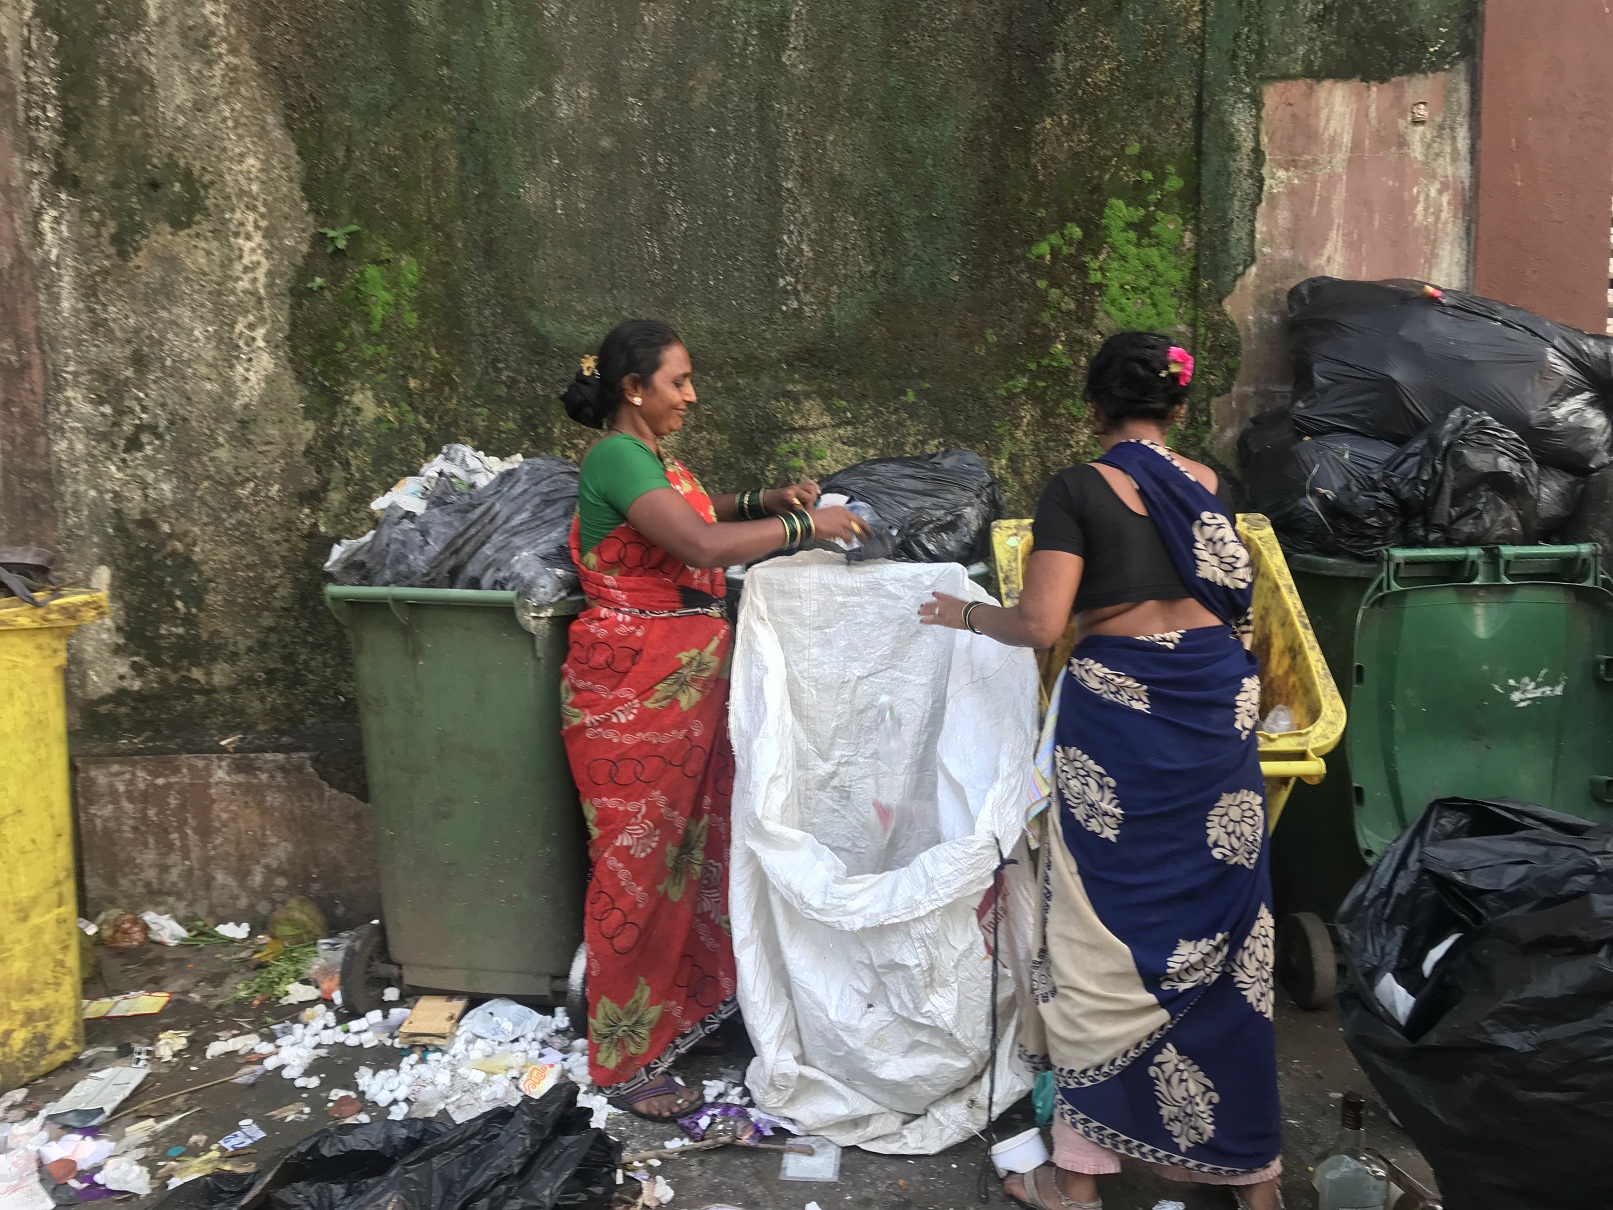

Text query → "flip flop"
[1002,1164,1102,1210]
[610,1074,706,1122]
[1232,1191,1285,1210]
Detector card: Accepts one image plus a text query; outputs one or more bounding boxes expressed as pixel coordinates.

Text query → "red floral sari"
[560,456,738,1092]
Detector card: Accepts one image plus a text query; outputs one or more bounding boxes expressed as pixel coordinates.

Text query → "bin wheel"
[340,922,390,1017]
[566,942,588,1030]
[1277,912,1337,1010]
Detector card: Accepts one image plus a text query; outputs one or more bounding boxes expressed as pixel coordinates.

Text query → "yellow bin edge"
[0,590,110,1090]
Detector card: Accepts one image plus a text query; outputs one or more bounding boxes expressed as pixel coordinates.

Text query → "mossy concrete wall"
[2,0,1475,760]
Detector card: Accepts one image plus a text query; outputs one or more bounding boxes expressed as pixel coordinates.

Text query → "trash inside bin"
[327,449,580,606]
[1336,796,1613,1210]
[819,449,1006,565]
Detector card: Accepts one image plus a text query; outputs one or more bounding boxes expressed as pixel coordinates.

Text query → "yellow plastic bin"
[0,590,109,1089]
[990,514,1344,830]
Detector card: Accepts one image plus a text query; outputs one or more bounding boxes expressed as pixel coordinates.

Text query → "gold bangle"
[778,515,792,547]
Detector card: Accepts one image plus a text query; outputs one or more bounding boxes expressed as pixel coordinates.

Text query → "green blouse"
[576,433,674,555]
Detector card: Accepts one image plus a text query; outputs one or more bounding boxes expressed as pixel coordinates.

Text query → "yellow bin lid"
[0,590,110,630]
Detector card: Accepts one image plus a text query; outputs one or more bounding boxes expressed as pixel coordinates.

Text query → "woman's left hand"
[917,592,969,629]
[765,480,821,513]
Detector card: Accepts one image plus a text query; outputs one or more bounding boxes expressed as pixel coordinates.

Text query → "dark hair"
[1084,331,1189,426]
[560,319,683,428]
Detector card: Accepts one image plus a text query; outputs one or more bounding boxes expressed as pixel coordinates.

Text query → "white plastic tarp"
[730,552,1041,1153]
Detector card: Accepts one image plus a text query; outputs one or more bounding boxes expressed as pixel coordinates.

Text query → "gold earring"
[632,395,643,406]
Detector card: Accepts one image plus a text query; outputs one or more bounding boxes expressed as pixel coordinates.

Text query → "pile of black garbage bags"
[1240,277,1613,559]
[1336,797,1613,1210]
[323,445,1005,597]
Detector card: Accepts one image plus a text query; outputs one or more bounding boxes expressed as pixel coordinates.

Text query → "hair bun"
[560,368,609,428]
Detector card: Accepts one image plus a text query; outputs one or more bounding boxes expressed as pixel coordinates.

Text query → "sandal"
[1003,1164,1102,1210]
[610,1074,706,1122]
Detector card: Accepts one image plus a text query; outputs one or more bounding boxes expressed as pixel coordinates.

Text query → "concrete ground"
[17,943,1436,1210]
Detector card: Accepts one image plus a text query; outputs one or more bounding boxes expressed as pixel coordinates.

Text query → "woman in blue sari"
[920,332,1281,1210]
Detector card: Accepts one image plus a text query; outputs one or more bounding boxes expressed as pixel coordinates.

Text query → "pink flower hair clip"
[1163,346,1194,385]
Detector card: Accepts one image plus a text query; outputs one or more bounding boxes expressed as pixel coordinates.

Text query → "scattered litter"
[397,995,468,1046]
[116,1110,196,1152]
[165,1148,185,1159]
[266,1104,311,1123]
[76,919,97,937]
[204,1034,262,1061]
[139,912,190,947]
[268,897,329,946]
[0,1146,52,1210]
[460,999,543,1043]
[327,1097,363,1121]
[1151,1202,1186,1210]
[278,983,320,1005]
[642,1175,675,1207]
[45,1068,148,1127]
[97,1158,151,1197]
[96,913,149,950]
[217,1122,264,1153]
[214,922,252,941]
[778,1137,841,1183]
[154,1031,192,1063]
[382,987,400,1002]
[81,992,169,1020]
[231,1066,266,1086]
[805,1202,823,1210]
[518,1065,561,1100]
[162,1149,242,1191]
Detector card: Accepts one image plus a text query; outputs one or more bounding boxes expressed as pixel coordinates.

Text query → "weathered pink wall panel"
[1219,69,1473,454]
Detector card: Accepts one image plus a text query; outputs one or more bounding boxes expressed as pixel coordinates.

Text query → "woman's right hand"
[805,505,869,545]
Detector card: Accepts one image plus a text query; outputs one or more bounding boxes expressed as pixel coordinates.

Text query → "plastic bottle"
[1312,1092,1390,1210]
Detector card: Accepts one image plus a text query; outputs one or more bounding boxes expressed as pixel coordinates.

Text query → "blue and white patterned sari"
[1032,440,1280,1176]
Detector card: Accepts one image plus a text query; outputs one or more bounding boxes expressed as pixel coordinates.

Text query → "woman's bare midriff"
[1077,596,1223,640]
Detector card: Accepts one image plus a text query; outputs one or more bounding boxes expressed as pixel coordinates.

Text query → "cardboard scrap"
[45,1067,148,1127]
[82,992,171,1020]
[397,996,467,1046]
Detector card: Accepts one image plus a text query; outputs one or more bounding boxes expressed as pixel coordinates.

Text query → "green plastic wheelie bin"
[325,587,587,1014]
[1271,543,1613,1006]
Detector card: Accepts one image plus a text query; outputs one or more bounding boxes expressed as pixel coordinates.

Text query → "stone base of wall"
[75,753,379,931]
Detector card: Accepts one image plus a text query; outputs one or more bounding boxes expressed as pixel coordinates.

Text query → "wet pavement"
[11,942,1435,1210]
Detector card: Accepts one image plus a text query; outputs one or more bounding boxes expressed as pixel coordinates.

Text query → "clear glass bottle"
[1312,1092,1390,1210]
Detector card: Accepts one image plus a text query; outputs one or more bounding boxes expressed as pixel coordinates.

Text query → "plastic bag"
[1537,465,1586,537]
[1287,277,1613,473]
[729,553,1039,1152]
[819,449,1005,565]
[1236,406,1400,556]
[328,455,580,604]
[1335,796,1613,1210]
[1559,464,1613,570]
[234,1086,618,1210]
[458,999,544,1044]
[1381,407,1540,546]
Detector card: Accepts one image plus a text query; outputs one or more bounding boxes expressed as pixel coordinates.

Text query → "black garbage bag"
[1536,465,1586,537]
[820,449,1005,564]
[1377,407,1540,546]
[1237,405,1400,556]
[235,1087,618,1210]
[1287,277,1613,473]
[1560,464,1613,571]
[329,457,580,603]
[1335,797,1613,1210]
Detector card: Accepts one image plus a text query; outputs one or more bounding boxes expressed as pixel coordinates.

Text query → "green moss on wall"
[31,0,1480,748]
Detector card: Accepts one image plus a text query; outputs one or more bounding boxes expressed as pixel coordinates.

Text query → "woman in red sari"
[558,319,867,1121]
